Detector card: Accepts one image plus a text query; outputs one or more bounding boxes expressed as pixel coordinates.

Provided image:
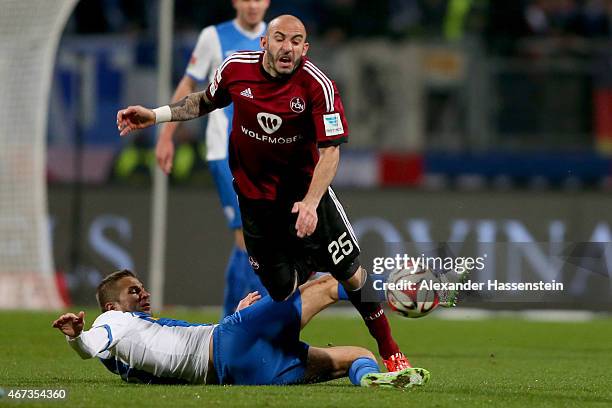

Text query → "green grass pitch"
[1,309,611,407]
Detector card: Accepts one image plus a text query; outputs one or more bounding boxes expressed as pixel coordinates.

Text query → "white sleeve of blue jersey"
[67,311,131,359]
[185,25,222,82]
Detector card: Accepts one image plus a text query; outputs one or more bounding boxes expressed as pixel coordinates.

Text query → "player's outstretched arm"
[52,311,85,338]
[117,90,214,138]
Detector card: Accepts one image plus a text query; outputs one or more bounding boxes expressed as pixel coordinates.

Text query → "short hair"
[96,269,136,312]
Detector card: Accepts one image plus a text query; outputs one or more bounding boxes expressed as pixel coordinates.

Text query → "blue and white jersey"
[67,311,216,384]
[186,19,266,161]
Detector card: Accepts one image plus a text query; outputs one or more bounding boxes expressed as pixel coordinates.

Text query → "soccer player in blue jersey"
[156,0,271,317]
[53,269,430,387]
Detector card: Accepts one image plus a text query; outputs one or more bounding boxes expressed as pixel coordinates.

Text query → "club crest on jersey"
[290,97,306,113]
[257,112,282,134]
[249,256,260,270]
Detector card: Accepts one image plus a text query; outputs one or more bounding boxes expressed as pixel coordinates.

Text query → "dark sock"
[345,273,400,359]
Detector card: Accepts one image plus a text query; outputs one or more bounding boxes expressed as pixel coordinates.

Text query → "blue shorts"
[212,291,309,385]
[208,158,242,230]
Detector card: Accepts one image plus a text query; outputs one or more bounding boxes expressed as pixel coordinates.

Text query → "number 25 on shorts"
[328,232,354,265]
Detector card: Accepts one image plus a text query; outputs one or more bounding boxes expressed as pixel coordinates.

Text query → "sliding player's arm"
[53,311,129,359]
[53,311,85,338]
[235,291,262,311]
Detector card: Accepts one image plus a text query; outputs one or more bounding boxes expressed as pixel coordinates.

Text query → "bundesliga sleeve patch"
[209,68,221,97]
[323,113,344,137]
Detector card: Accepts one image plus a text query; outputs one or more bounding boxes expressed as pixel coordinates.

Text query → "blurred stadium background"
[4,0,612,310]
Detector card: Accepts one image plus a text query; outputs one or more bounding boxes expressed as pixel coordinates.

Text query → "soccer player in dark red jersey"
[117,15,410,372]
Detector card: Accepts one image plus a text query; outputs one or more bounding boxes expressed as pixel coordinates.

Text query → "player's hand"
[236,291,262,311]
[155,136,175,174]
[292,201,318,238]
[116,105,155,137]
[52,311,85,338]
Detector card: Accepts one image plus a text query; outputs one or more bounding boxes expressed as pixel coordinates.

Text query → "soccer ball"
[385,266,440,318]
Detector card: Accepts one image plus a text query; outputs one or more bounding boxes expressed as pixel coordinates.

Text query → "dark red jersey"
[205,51,349,200]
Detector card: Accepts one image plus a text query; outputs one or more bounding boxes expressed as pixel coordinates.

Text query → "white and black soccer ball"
[385,266,439,318]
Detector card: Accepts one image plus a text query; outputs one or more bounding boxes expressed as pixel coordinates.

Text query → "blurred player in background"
[53,269,430,387]
[157,0,270,317]
[119,15,411,372]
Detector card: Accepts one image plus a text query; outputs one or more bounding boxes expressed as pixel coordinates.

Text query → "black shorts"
[238,187,361,299]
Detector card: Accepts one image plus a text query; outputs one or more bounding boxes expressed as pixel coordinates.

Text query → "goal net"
[0,0,77,309]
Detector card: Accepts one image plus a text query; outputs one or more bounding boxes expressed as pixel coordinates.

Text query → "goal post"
[0,0,78,309]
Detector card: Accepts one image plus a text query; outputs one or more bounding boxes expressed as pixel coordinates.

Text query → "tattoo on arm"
[169,91,215,121]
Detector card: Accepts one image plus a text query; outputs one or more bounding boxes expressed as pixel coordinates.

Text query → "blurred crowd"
[523,0,612,38]
[69,0,612,48]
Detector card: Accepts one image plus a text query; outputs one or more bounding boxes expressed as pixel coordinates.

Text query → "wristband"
[153,105,172,124]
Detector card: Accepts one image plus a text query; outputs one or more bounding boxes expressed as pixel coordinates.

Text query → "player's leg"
[303,345,377,384]
[213,290,307,385]
[303,346,430,388]
[234,229,268,296]
[208,158,268,317]
[238,195,309,301]
[339,264,411,371]
[298,274,340,329]
[214,280,376,386]
[214,277,428,386]
[309,187,410,371]
[246,272,343,330]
